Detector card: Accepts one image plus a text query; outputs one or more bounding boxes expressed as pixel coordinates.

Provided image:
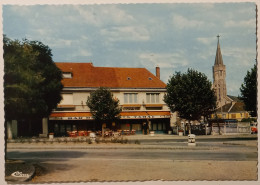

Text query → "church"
[211,36,250,122]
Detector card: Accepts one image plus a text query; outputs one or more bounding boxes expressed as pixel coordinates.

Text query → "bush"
[241,118,257,122]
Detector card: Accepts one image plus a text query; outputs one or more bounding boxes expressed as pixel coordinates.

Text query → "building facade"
[47,63,175,136]
[211,96,250,121]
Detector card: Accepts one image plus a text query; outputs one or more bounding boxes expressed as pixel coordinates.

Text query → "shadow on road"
[6,150,88,181]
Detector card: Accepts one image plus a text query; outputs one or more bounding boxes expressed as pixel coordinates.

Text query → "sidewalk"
[7,132,257,143]
[126,133,257,140]
[6,133,257,150]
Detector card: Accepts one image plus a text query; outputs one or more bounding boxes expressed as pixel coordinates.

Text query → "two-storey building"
[47,62,175,136]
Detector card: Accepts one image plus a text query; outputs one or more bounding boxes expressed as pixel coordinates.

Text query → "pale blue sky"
[3,3,256,96]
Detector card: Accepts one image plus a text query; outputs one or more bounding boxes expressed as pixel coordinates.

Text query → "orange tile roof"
[55,62,166,88]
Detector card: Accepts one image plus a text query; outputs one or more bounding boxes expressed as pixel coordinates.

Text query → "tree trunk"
[217,121,221,135]
[4,121,7,161]
[188,120,191,135]
[102,123,106,137]
[28,119,32,136]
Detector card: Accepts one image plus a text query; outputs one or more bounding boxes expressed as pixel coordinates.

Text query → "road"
[6,147,257,162]
[6,139,258,182]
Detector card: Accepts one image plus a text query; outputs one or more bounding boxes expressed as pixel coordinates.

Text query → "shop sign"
[49,116,94,120]
[50,115,170,120]
[121,115,170,119]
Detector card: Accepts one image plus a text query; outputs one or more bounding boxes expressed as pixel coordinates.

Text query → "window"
[124,93,138,103]
[62,72,72,78]
[158,123,162,130]
[60,94,73,105]
[146,93,159,103]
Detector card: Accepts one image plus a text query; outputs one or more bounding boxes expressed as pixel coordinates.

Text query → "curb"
[223,141,257,147]
[7,134,257,144]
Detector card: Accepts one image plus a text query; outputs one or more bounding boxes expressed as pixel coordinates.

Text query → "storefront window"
[54,123,59,133]
[66,124,72,131]
[132,124,141,131]
[153,123,157,130]
[60,124,66,133]
[158,123,162,130]
[163,123,166,130]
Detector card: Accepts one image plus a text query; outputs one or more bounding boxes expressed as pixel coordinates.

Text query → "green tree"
[164,68,216,134]
[86,87,122,131]
[240,64,257,117]
[4,36,63,128]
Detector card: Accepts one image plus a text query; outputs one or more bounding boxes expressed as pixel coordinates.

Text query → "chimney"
[156,66,160,79]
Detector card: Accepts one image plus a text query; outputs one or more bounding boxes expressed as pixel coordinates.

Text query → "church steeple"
[214,35,224,65]
[213,35,228,108]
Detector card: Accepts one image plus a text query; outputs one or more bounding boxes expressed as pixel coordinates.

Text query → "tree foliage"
[4,35,63,121]
[164,68,216,122]
[87,87,122,123]
[240,64,257,117]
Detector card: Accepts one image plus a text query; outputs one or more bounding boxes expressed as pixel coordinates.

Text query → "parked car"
[250,122,258,134]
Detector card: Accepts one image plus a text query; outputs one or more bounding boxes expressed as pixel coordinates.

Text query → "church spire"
[214,34,224,65]
[212,35,229,108]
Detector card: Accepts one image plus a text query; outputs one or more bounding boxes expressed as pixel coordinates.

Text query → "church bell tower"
[213,35,228,108]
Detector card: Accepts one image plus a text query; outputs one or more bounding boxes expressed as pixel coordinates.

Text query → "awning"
[122,104,142,107]
[120,111,170,119]
[49,111,171,120]
[144,104,163,107]
[57,105,75,108]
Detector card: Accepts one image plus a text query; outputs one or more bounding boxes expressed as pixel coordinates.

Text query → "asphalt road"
[6,136,258,182]
[6,146,257,162]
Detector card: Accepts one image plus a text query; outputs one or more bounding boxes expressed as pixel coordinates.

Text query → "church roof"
[55,62,166,89]
[214,36,224,65]
[227,95,242,102]
[216,101,246,113]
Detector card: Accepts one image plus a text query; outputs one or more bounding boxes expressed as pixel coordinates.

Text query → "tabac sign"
[121,115,170,119]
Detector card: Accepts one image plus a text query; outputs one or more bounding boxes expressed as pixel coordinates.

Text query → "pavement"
[5,133,258,183]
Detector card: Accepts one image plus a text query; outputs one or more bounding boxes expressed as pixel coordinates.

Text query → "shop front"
[49,111,171,136]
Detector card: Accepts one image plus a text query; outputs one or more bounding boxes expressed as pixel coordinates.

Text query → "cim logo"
[11,171,30,178]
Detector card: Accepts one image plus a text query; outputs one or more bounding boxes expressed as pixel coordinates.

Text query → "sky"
[2,2,257,96]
